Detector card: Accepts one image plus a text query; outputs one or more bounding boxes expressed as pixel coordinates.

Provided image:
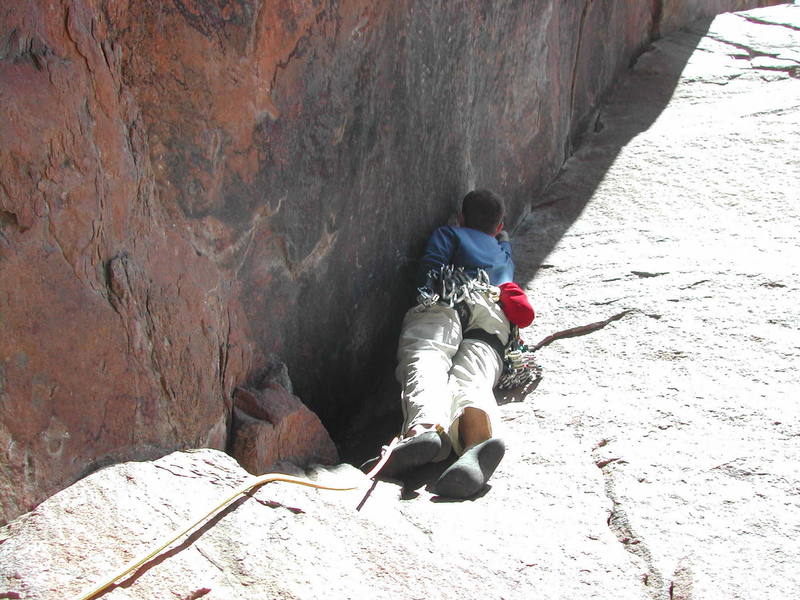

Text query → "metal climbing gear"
[415,266,539,391]
[496,325,542,391]
[414,266,497,313]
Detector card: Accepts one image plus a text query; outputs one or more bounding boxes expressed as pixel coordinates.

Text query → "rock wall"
[3,4,799,595]
[0,0,781,524]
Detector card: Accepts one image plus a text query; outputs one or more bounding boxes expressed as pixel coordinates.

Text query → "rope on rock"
[72,473,357,600]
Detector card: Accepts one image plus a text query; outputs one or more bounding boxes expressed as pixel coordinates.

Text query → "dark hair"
[461,189,504,234]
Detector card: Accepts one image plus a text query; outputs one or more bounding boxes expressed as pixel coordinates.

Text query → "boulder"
[231,384,338,474]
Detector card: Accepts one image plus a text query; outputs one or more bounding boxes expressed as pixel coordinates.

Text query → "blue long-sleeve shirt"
[418,226,514,287]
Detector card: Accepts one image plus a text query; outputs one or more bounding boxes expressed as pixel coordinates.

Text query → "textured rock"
[231,384,338,474]
[512,5,800,599]
[0,2,252,524]
[0,0,783,524]
[0,448,644,600]
[2,6,799,599]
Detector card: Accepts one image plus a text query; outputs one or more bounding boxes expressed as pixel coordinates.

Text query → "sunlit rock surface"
[3,5,798,599]
[512,5,800,598]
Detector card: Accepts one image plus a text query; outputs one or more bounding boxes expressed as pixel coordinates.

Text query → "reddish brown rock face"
[0,0,782,523]
[231,383,338,475]
[0,0,252,522]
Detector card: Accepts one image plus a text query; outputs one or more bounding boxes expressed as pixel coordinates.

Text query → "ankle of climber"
[458,407,492,450]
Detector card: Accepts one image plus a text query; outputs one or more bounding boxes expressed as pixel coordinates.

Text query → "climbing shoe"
[360,431,443,478]
[432,437,505,499]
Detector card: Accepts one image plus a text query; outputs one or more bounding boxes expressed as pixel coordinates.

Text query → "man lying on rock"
[365,189,534,498]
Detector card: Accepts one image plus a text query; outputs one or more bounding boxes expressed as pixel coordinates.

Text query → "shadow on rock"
[515,20,713,284]
[343,20,712,478]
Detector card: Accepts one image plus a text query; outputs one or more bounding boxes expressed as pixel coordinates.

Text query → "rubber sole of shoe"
[432,437,505,499]
[361,431,443,478]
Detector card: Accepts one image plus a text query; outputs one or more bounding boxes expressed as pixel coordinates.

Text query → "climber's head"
[461,189,505,235]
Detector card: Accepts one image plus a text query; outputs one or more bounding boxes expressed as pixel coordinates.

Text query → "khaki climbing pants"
[395,291,511,455]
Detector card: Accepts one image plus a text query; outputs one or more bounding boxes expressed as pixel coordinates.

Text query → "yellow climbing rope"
[72,473,357,600]
[72,436,406,600]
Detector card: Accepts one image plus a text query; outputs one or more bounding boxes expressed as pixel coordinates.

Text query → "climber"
[371,189,534,498]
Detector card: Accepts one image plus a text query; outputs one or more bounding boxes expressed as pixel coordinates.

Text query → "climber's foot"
[361,431,443,478]
[432,437,505,499]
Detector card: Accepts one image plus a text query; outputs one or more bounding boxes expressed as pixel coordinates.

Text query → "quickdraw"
[497,326,542,391]
[415,266,496,311]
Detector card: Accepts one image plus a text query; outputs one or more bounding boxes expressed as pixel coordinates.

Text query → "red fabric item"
[498,282,535,328]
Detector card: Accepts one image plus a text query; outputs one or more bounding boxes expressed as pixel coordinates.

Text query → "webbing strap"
[462,328,506,358]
